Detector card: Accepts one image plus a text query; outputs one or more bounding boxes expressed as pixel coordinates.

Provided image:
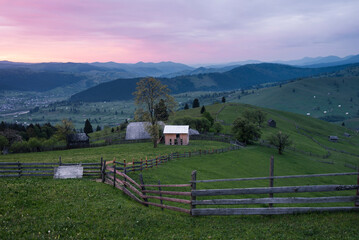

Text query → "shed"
[125,122,164,140]
[328,136,339,142]
[268,119,276,128]
[344,132,351,138]
[163,125,189,145]
[67,133,89,149]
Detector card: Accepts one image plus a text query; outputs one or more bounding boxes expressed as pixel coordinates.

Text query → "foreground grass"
[1,177,358,240]
[1,143,358,239]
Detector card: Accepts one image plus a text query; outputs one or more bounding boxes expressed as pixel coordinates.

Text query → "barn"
[67,133,90,149]
[125,122,164,140]
[163,125,189,145]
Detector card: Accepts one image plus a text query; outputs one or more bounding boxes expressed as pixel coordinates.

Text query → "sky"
[0,0,359,65]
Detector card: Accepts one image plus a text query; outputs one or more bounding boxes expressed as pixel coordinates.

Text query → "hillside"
[236,65,359,128]
[70,63,356,102]
[2,102,359,239]
[0,68,85,92]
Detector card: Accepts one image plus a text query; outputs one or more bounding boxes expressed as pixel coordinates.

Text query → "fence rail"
[0,161,101,178]
[100,156,359,216]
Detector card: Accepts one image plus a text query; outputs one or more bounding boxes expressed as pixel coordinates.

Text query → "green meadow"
[1,103,359,239]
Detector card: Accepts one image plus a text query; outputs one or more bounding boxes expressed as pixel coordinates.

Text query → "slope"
[237,65,359,127]
[70,63,357,102]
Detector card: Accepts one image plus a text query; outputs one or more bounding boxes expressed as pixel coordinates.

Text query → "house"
[344,132,351,138]
[125,122,164,140]
[67,133,89,149]
[328,136,339,142]
[163,125,189,145]
[268,119,276,128]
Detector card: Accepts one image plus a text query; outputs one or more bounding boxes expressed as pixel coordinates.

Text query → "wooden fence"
[104,145,241,174]
[0,160,101,178]
[100,157,359,216]
[102,164,192,214]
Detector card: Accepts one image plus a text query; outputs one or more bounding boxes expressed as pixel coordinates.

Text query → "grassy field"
[2,102,359,239]
[1,143,359,239]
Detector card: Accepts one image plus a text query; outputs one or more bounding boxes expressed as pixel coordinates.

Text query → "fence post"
[140,158,143,172]
[113,162,116,188]
[158,180,164,211]
[59,156,62,166]
[102,160,107,183]
[101,157,104,182]
[17,161,21,178]
[355,166,359,207]
[269,155,274,208]
[190,170,197,216]
[139,174,148,207]
[146,157,148,169]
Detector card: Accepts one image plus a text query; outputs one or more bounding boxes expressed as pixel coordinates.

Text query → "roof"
[329,136,339,140]
[125,122,164,140]
[189,128,200,135]
[163,125,189,134]
[268,119,276,122]
[67,133,89,142]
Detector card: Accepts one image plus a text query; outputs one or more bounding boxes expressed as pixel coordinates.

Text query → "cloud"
[0,0,358,63]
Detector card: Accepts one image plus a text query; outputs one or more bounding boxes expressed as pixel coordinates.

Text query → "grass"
[0,140,230,164]
[2,102,359,239]
[1,144,359,239]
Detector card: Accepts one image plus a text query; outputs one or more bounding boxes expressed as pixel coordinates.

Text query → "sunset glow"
[0,0,358,64]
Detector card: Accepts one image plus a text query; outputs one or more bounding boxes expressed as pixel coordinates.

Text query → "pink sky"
[0,0,359,64]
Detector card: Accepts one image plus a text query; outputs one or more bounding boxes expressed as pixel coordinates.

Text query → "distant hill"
[90,61,194,77]
[0,68,85,92]
[237,65,359,127]
[305,54,359,68]
[70,63,358,102]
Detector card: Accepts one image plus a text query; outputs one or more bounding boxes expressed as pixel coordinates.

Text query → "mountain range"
[69,63,359,102]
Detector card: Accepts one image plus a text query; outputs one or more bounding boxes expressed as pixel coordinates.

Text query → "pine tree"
[192,98,200,108]
[84,119,93,134]
[96,125,101,131]
[184,103,189,110]
[222,96,226,103]
[200,105,206,114]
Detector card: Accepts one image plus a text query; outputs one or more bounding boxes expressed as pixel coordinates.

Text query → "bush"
[10,141,30,153]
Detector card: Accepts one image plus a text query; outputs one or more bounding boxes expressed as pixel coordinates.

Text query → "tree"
[184,103,189,110]
[133,77,175,148]
[0,135,9,153]
[268,131,292,154]
[55,119,74,141]
[232,117,261,145]
[84,119,93,134]
[200,105,206,114]
[203,111,214,126]
[192,98,200,108]
[96,125,101,131]
[154,99,169,121]
[213,122,223,133]
[243,109,267,127]
[222,96,226,103]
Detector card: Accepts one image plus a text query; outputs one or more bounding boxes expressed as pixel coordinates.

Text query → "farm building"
[125,122,164,140]
[163,125,189,145]
[67,133,89,149]
[328,136,339,142]
[268,119,276,128]
[189,128,200,135]
[344,132,351,138]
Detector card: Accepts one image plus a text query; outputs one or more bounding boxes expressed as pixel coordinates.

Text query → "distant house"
[328,136,339,142]
[125,122,164,140]
[163,125,189,145]
[268,119,276,128]
[344,132,351,138]
[67,133,89,149]
[189,128,200,136]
